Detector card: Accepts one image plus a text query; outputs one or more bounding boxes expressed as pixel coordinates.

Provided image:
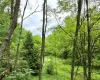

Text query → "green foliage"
[0,0,10,14]
[0,13,10,44]
[46,18,74,57]
[46,63,55,75]
[24,31,34,50]
[23,31,40,75]
[60,49,71,59]
[4,69,33,80]
[33,35,42,54]
[63,58,72,65]
[92,52,100,69]
[0,0,100,80]
[32,56,100,80]
[58,0,77,13]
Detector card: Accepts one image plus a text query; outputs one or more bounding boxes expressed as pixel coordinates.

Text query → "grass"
[31,56,100,80]
[4,55,99,80]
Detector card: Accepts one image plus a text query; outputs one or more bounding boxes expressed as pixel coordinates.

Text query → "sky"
[19,0,58,36]
[19,0,100,36]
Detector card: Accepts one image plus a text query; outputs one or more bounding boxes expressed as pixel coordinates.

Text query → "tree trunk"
[14,0,28,71]
[83,33,87,80]
[80,33,87,80]
[71,0,82,80]
[11,0,14,19]
[0,0,20,59]
[6,41,10,72]
[86,0,92,80]
[39,0,47,80]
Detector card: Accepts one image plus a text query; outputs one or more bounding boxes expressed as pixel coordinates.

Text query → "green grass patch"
[31,56,100,80]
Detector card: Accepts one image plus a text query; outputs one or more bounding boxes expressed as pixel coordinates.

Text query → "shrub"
[23,31,40,76]
[46,63,55,75]
[60,50,70,59]
[4,69,33,80]
[63,58,72,65]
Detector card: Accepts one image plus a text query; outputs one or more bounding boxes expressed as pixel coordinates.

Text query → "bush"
[63,58,72,65]
[46,63,55,75]
[92,58,100,69]
[4,69,33,80]
[60,50,70,59]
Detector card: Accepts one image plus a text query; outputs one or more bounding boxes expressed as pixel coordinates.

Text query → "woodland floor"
[32,56,100,80]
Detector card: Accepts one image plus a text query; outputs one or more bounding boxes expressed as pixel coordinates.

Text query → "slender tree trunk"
[71,0,82,80]
[14,0,28,71]
[83,33,87,80]
[86,0,92,80]
[39,0,47,80]
[0,0,20,59]
[11,0,14,19]
[5,0,14,72]
[80,33,87,80]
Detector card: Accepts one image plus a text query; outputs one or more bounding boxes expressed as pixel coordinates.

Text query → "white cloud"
[47,0,57,8]
[19,0,58,36]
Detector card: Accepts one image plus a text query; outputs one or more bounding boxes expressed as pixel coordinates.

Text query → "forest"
[0,0,100,80]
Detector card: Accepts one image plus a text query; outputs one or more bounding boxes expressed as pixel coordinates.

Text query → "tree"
[71,0,82,80]
[14,0,28,70]
[86,0,91,80]
[23,31,40,75]
[39,0,47,80]
[0,0,20,59]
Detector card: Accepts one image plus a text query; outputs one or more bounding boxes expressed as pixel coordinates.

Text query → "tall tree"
[86,0,92,80]
[0,0,20,59]
[23,31,40,75]
[71,0,82,80]
[14,0,28,70]
[39,0,47,80]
